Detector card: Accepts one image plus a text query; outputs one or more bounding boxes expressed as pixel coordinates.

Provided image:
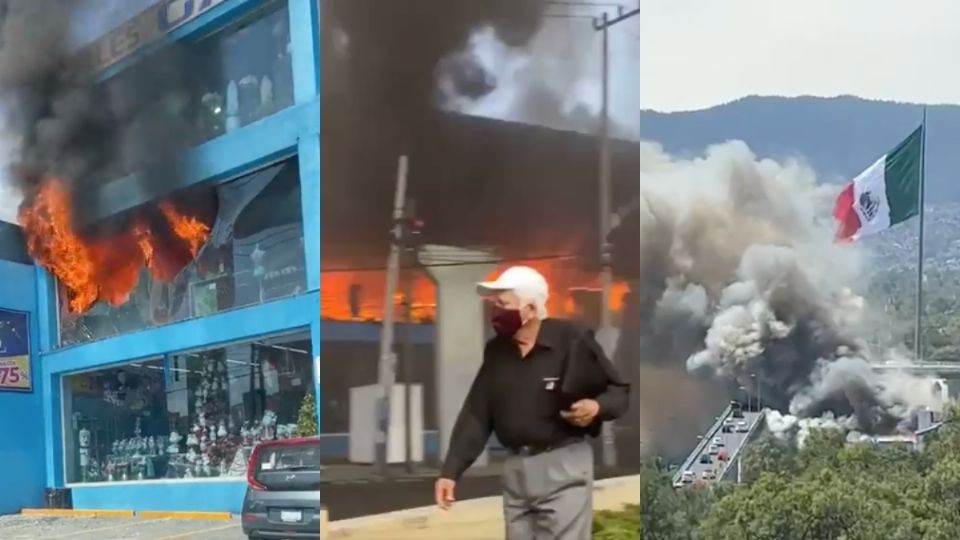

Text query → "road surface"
[673,405,763,487]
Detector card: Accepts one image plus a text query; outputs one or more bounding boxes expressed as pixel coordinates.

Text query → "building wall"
[0,259,45,514]
[33,0,321,513]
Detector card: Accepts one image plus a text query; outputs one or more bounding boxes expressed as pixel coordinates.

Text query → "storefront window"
[58,157,306,346]
[91,1,294,183]
[62,331,314,484]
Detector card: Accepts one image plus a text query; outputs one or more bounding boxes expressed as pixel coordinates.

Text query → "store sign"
[0,310,30,392]
[79,0,228,72]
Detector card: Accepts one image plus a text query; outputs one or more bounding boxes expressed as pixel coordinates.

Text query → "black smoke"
[0,0,197,229]
[320,0,556,265]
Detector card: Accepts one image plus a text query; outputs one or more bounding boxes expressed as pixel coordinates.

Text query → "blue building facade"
[0,0,322,514]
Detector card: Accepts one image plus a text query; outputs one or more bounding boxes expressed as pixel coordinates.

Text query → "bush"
[593,504,640,540]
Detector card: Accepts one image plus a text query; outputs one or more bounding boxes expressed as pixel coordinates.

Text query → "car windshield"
[256,442,322,473]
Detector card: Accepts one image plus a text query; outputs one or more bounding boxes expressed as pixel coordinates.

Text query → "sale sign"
[0,310,30,392]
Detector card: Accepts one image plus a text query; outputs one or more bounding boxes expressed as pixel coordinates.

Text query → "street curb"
[327,474,639,536]
[21,509,135,518]
[20,509,231,521]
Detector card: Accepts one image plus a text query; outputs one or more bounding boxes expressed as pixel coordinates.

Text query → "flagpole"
[915,108,927,361]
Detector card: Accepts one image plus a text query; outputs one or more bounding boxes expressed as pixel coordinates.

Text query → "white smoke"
[436,8,641,139]
[619,140,942,438]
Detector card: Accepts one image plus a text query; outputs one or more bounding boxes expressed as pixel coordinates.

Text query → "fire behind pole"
[596,10,617,469]
[915,108,927,362]
[376,155,409,476]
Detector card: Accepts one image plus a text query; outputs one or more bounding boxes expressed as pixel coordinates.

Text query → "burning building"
[0,0,647,516]
[0,0,319,515]
[0,0,934,520]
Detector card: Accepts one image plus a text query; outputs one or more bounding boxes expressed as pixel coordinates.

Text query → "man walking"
[434,266,630,540]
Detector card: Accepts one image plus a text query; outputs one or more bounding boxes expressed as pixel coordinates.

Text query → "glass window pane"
[58,157,306,346]
[62,331,314,484]
[85,1,293,184]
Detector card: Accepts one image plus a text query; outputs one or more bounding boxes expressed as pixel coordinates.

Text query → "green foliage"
[869,266,960,360]
[630,425,960,540]
[593,504,640,540]
[295,391,318,437]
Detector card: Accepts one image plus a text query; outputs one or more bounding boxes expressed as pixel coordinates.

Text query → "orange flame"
[18,179,97,313]
[319,258,629,325]
[158,201,210,257]
[18,178,211,314]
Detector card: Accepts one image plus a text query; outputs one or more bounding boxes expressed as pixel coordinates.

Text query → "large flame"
[319,259,628,324]
[18,178,210,314]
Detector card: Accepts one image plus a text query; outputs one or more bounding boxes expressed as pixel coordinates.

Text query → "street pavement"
[0,475,639,539]
[328,474,640,540]
[0,515,246,539]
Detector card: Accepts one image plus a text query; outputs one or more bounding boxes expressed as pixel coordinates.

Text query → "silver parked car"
[242,438,323,539]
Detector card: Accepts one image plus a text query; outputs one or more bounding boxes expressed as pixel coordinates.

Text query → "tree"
[740,434,797,483]
[295,391,318,437]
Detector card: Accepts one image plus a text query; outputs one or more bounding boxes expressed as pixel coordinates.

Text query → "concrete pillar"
[420,245,498,467]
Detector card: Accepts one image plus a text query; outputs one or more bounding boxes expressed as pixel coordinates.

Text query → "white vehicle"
[701,469,716,481]
[737,420,749,433]
[682,470,695,483]
[713,436,724,447]
[708,444,718,455]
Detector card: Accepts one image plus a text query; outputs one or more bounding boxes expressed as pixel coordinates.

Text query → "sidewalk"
[327,474,639,540]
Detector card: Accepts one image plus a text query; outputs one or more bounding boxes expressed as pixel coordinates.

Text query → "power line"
[593,6,639,30]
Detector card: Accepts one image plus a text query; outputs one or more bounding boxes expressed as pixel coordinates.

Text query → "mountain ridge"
[638,95,960,200]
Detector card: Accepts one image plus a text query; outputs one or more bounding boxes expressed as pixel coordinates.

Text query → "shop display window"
[90,1,294,183]
[58,157,307,346]
[62,331,314,484]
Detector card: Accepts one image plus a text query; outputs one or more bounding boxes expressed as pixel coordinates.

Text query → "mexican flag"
[833,126,923,241]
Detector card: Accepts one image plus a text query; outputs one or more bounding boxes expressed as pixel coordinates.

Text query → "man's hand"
[435,478,456,510]
[560,399,600,427]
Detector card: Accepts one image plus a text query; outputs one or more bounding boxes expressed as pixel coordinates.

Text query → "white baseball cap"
[477,266,549,296]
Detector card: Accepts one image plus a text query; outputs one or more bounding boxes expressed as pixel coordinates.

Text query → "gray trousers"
[501,440,593,540]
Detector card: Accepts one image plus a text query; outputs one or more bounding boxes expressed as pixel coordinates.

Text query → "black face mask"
[491,306,523,337]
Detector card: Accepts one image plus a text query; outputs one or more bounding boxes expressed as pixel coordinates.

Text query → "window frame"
[60,327,311,487]
[55,152,302,348]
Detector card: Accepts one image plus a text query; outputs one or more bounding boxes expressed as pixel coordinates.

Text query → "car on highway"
[712,436,724,447]
[736,420,749,433]
[242,437,323,539]
[681,470,695,484]
[699,454,712,465]
[701,469,716,481]
[731,402,744,418]
[708,444,718,455]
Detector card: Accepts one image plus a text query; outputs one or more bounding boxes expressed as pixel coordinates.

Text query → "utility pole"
[594,3,637,471]
[547,1,639,471]
[401,198,421,474]
[598,9,613,333]
[376,155,409,477]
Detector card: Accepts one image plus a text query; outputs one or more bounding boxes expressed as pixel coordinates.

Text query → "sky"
[3,0,960,222]
[637,0,960,112]
[451,0,960,135]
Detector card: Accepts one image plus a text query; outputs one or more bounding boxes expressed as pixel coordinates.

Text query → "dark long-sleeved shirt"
[440,318,630,480]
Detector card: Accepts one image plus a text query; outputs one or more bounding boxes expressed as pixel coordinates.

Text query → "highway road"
[673,405,764,487]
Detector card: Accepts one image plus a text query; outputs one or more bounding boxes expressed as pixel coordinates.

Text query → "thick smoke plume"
[0,0,192,227]
[608,141,941,449]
